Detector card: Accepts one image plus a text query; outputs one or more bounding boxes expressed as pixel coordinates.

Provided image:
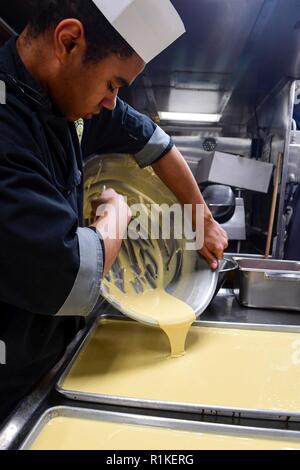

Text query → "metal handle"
[264,272,300,282]
[218,258,238,273]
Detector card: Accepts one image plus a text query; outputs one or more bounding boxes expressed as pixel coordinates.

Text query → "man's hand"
[200,214,228,271]
[90,188,132,275]
[152,146,229,271]
[90,188,131,224]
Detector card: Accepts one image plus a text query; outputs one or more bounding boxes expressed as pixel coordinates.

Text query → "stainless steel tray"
[56,315,300,423]
[235,258,300,311]
[20,406,300,450]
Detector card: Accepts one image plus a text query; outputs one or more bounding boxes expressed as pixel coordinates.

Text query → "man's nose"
[102,88,119,111]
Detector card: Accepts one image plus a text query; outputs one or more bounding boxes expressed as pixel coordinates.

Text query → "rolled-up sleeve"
[56,228,103,317]
[133,125,173,168]
[82,97,174,168]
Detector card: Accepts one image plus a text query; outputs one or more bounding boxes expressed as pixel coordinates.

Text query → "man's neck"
[16,29,51,96]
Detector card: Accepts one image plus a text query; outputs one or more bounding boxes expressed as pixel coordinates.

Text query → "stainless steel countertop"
[1,292,300,450]
[202,289,300,326]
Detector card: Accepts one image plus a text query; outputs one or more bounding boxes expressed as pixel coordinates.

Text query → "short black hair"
[27,0,135,62]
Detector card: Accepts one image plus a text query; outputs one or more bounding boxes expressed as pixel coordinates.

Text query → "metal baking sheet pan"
[20,406,300,450]
[57,315,300,422]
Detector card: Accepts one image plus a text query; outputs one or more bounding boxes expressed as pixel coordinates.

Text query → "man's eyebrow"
[114,77,131,88]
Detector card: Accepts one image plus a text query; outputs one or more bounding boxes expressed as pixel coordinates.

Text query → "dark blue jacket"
[0,37,173,421]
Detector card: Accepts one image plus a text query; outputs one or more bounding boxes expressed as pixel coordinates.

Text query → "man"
[0,0,228,423]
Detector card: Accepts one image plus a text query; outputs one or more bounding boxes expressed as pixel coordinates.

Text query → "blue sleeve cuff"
[133,126,173,168]
[88,226,106,271]
[55,227,103,317]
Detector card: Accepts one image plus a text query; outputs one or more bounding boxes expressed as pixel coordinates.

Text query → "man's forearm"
[152,145,228,269]
[152,145,213,224]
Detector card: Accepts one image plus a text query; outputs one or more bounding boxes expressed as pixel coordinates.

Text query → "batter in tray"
[31,415,300,450]
[63,319,300,414]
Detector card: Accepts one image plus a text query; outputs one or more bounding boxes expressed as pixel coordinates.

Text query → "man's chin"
[66,114,92,122]
[83,114,94,120]
[65,114,81,122]
[66,110,101,121]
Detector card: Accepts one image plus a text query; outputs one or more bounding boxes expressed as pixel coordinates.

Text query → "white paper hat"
[91,0,185,63]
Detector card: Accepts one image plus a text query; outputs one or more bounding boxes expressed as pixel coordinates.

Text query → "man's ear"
[64,37,77,54]
[53,19,85,64]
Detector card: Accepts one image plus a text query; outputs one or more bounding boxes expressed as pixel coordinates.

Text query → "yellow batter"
[86,168,196,358]
[30,415,300,450]
[63,320,300,413]
[105,281,195,358]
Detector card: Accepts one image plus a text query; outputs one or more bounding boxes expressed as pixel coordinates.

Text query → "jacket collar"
[0,36,55,112]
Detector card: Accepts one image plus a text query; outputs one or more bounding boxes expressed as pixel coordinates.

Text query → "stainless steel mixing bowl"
[84,154,224,320]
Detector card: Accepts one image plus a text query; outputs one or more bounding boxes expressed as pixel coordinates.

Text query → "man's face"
[48,21,145,121]
[52,53,145,121]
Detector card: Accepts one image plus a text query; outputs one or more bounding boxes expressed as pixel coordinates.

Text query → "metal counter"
[202,290,300,326]
[1,292,300,450]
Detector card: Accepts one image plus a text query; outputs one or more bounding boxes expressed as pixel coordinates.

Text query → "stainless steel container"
[84,154,220,320]
[236,259,300,311]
